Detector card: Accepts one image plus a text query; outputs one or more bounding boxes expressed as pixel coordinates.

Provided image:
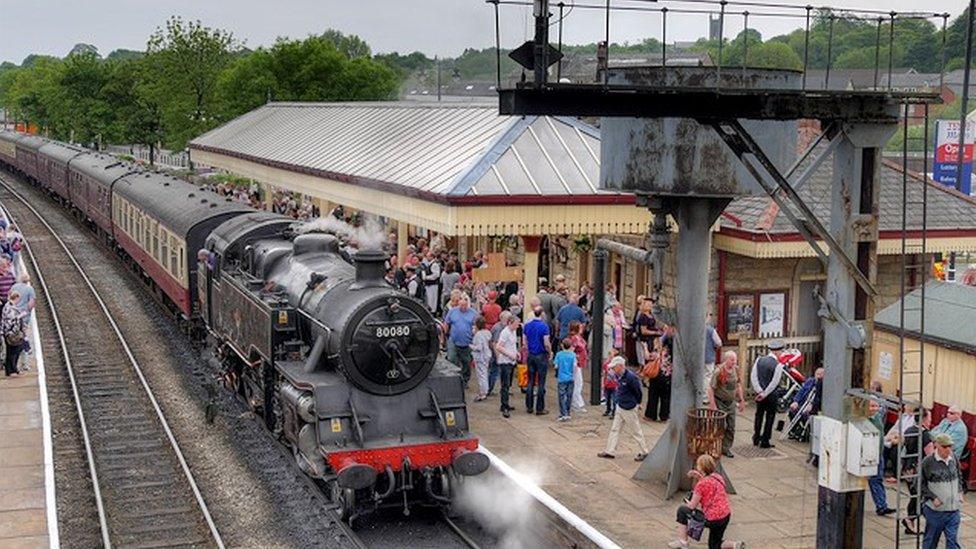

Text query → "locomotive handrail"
[428,390,449,440]
[348,397,366,447]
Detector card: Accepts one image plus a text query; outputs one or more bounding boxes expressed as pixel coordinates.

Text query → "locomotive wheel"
[331,483,356,522]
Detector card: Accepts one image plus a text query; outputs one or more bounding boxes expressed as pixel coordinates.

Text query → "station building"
[189,101,976,374]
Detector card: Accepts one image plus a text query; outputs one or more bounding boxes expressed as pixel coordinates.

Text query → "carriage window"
[161,232,170,273]
[170,237,178,275]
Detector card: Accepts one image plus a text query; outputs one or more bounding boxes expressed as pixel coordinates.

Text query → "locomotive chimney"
[350,249,388,289]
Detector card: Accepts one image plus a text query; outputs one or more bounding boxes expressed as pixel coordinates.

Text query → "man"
[750,340,785,448]
[522,306,552,415]
[898,408,934,536]
[488,311,512,396]
[867,398,896,516]
[598,357,650,461]
[555,292,588,340]
[403,264,421,299]
[494,315,520,418]
[921,433,964,549]
[421,251,442,314]
[931,405,969,461]
[10,273,35,316]
[443,295,478,387]
[708,351,745,458]
[787,367,824,441]
[702,314,723,403]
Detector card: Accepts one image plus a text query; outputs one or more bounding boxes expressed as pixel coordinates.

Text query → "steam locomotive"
[0,131,488,522]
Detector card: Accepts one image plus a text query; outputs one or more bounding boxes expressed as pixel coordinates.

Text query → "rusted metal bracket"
[709,119,878,298]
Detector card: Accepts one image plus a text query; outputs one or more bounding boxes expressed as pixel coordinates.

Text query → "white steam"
[297,214,388,251]
[453,456,550,548]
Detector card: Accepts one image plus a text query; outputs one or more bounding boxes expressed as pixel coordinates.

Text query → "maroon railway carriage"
[0,131,26,170]
[13,134,46,181]
[68,153,140,235]
[37,142,88,201]
[112,171,251,317]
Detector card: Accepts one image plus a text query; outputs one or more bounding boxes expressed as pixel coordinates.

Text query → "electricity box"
[846,418,881,477]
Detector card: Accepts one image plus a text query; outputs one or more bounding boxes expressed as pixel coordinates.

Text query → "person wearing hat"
[920,432,964,548]
[749,340,786,448]
[598,356,650,461]
[403,264,421,299]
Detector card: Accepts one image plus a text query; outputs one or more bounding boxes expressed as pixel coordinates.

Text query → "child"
[602,348,620,418]
[554,338,576,421]
[471,316,492,402]
[568,321,588,413]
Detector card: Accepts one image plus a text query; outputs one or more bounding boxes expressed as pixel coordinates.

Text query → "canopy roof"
[190,102,650,236]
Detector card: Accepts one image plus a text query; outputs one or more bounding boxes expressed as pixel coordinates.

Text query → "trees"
[216,34,399,118]
[146,16,238,149]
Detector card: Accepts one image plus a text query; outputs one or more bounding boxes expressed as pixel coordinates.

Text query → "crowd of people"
[0,218,34,378]
[204,178,319,220]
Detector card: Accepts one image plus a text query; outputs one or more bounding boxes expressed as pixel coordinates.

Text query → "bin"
[686,408,728,460]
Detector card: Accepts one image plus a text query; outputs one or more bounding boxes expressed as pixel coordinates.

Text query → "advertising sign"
[933,119,975,195]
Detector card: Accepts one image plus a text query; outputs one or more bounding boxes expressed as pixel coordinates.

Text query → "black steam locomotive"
[0,131,488,523]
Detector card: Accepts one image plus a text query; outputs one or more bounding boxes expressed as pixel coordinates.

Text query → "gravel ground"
[6,176,356,548]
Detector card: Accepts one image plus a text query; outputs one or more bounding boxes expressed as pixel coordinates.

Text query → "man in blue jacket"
[598,357,650,461]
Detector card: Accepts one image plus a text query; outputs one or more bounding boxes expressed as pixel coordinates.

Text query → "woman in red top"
[568,321,588,413]
[669,454,744,549]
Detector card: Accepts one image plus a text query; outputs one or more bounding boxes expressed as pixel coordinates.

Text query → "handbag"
[516,363,528,389]
[641,356,660,380]
[686,509,707,541]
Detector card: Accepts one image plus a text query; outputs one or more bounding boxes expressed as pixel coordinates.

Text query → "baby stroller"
[776,348,807,413]
[780,381,819,442]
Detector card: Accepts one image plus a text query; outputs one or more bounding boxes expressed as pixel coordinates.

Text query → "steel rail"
[0,177,225,548]
[441,511,483,549]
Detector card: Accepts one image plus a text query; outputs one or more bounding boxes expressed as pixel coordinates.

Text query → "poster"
[878,351,893,381]
[758,292,785,337]
[933,120,975,195]
[725,294,754,339]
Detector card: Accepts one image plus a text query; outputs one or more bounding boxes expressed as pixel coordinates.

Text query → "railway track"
[0,180,223,549]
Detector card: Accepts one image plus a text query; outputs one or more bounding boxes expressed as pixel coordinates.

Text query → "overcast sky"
[0,0,970,65]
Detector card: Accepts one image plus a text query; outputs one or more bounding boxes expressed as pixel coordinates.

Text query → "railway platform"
[465,371,976,548]
[0,299,56,548]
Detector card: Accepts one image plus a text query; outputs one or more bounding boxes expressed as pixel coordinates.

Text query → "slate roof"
[190,102,607,200]
[875,281,976,353]
[721,154,976,235]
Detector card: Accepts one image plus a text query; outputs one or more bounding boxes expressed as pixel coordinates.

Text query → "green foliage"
[215,35,399,119]
[320,30,372,59]
[106,49,145,62]
[146,16,238,149]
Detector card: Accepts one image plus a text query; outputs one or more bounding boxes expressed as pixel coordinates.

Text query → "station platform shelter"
[189,101,651,312]
[190,101,976,381]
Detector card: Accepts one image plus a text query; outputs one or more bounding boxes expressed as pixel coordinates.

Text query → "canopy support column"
[398,221,410,265]
[521,236,542,320]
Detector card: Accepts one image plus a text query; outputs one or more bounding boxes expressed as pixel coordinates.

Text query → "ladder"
[893,101,929,548]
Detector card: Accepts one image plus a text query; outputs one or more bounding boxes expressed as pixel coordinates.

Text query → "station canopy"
[189,102,651,236]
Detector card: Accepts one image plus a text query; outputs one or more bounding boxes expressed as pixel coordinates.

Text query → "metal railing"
[105,145,189,170]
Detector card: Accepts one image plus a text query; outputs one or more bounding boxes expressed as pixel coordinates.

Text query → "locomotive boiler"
[200,212,488,521]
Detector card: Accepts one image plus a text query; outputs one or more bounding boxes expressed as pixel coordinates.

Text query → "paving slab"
[466,371,976,548]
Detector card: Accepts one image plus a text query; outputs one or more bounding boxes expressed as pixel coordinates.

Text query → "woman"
[634,298,658,364]
[669,454,744,549]
[2,290,26,377]
[643,341,671,421]
[708,351,746,458]
[607,301,627,353]
[568,321,588,413]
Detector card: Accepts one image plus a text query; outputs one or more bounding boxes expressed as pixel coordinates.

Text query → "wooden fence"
[731,334,822,394]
